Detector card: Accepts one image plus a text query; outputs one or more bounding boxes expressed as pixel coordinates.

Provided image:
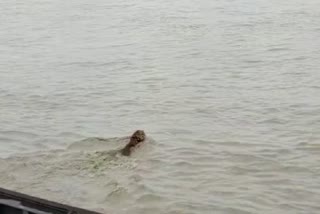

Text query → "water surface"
[0,0,320,213]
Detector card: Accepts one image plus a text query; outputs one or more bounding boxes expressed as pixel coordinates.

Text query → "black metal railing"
[0,187,102,214]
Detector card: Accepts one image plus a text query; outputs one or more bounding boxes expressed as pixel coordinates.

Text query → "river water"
[0,0,320,213]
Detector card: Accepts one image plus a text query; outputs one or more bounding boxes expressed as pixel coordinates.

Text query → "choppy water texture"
[0,0,320,213]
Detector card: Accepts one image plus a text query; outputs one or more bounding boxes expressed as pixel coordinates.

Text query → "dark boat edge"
[0,187,102,214]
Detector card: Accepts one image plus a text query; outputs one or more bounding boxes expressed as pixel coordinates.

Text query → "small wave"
[267,47,291,52]
[0,130,39,140]
[67,136,129,151]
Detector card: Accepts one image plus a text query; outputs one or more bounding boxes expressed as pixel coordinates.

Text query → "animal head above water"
[121,130,146,156]
[130,130,146,143]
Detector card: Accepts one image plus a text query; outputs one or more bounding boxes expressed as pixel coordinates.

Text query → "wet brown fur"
[121,130,146,156]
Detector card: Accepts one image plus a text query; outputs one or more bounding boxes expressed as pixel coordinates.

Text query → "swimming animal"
[120,130,146,156]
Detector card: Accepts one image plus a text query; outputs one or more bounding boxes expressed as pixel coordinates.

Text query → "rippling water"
[1,0,320,213]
